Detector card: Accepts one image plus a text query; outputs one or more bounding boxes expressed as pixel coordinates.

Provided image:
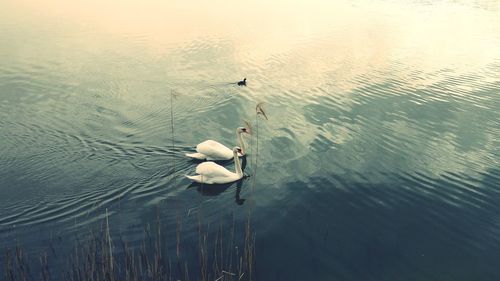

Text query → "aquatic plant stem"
[171,90,176,177]
[106,208,113,272]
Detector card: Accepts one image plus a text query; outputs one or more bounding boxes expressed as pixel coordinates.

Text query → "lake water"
[1,0,500,280]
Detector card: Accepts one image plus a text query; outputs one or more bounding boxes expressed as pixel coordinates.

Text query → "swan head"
[236,127,250,134]
[233,146,245,158]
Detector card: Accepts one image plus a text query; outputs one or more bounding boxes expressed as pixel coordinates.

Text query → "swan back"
[188,161,240,184]
[196,162,235,178]
[196,140,233,160]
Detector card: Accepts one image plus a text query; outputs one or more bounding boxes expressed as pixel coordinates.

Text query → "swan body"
[186,147,244,184]
[186,127,249,160]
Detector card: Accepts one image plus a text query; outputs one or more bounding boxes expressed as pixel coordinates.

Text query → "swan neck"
[237,131,246,154]
[234,150,243,177]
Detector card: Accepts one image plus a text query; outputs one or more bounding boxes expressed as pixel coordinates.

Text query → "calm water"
[1,0,500,280]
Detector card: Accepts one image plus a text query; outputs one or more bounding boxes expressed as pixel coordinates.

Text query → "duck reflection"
[187,157,248,205]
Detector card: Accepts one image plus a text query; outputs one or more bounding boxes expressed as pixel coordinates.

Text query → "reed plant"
[3,210,255,281]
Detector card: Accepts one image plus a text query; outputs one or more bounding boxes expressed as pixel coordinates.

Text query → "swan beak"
[242,128,251,135]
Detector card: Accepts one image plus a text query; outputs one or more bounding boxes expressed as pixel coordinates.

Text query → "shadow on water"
[253,167,500,281]
[188,179,247,205]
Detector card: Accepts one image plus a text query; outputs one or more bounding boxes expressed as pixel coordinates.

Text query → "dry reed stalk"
[39,253,50,281]
[3,214,256,281]
[5,248,14,281]
[176,214,182,261]
[105,209,113,273]
[170,90,176,174]
[255,102,268,121]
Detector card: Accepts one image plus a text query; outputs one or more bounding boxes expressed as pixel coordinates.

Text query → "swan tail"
[186,175,203,183]
[185,152,206,160]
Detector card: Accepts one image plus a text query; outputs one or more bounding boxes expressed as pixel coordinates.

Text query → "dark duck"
[237,78,246,86]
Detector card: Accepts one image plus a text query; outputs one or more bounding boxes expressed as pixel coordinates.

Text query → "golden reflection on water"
[6,0,500,93]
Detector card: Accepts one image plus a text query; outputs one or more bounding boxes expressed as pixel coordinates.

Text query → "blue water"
[1,0,500,280]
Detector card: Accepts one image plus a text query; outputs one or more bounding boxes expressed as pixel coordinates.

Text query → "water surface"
[1,0,500,280]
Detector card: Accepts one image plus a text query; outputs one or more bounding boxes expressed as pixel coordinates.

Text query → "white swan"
[186,147,244,184]
[185,127,249,160]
